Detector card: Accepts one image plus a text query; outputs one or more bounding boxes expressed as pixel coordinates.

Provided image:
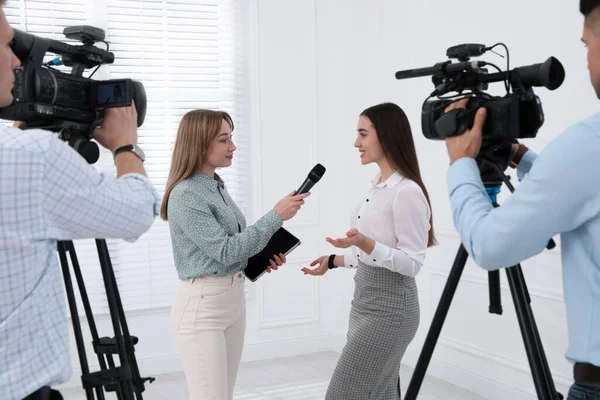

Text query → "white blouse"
[343,171,431,277]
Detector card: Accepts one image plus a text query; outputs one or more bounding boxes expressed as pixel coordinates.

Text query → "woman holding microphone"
[161,109,310,400]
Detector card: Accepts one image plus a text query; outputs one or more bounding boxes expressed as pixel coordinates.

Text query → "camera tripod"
[405,161,564,400]
[57,239,154,400]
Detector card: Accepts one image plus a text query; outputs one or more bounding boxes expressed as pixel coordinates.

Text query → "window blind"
[3,0,249,313]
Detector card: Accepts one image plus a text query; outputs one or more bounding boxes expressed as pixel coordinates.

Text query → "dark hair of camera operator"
[0,5,160,400]
[160,110,309,400]
[444,1,600,399]
[302,103,435,399]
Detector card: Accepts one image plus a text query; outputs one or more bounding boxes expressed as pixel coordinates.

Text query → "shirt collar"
[371,171,404,189]
[192,172,225,193]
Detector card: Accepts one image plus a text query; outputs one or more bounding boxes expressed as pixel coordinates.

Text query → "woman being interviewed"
[160,110,309,400]
[303,103,435,399]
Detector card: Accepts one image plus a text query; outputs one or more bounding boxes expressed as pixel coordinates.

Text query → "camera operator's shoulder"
[0,126,54,154]
[577,112,600,139]
[548,114,600,153]
[535,115,600,171]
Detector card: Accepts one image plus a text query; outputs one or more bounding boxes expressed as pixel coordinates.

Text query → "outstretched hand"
[326,228,363,249]
[301,255,329,276]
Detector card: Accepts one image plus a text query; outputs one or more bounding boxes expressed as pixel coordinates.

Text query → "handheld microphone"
[296,163,326,195]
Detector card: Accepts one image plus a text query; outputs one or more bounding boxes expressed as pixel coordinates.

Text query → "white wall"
[251,0,597,399]
[296,1,593,399]
[59,1,595,399]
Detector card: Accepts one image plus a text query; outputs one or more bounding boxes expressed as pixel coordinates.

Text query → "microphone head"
[308,163,326,182]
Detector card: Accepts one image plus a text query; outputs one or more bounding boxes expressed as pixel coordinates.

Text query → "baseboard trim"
[402,347,571,400]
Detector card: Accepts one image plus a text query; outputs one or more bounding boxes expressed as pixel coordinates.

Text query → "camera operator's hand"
[94,102,147,177]
[273,191,311,221]
[94,102,138,152]
[444,98,486,165]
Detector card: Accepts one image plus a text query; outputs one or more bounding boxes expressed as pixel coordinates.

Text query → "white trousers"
[171,272,246,400]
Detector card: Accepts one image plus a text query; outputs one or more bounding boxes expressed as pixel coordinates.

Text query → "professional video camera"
[0,25,146,164]
[396,44,566,400]
[395,43,565,184]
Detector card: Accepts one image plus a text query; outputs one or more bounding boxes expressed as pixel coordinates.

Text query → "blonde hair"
[160,109,234,221]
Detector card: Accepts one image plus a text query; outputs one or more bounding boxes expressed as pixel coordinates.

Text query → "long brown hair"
[360,103,437,247]
[160,109,234,221]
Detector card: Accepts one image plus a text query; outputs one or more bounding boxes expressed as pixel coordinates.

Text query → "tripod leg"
[405,245,470,400]
[505,265,562,400]
[96,239,135,400]
[57,241,96,400]
[488,270,502,315]
[514,265,562,399]
[106,254,147,398]
[516,264,532,304]
[66,241,109,372]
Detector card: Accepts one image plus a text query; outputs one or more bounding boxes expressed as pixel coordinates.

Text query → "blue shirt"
[0,127,160,400]
[447,112,600,366]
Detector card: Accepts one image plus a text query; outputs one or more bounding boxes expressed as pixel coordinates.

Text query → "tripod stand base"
[404,244,563,400]
[58,240,154,400]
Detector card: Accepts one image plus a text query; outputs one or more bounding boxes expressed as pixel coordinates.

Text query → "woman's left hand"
[326,228,364,249]
[266,253,286,273]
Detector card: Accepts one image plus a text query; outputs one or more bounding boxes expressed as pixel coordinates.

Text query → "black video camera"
[395,43,565,184]
[0,25,147,164]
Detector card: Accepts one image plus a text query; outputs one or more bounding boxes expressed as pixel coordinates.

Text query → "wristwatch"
[327,254,337,269]
[509,143,528,169]
[114,144,145,163]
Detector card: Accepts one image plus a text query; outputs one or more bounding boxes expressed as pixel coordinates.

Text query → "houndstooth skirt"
[326,262,420,400]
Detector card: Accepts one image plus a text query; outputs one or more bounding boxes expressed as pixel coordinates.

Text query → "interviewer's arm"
[169,190,283,266]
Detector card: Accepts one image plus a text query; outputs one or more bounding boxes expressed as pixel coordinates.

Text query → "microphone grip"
[296,179,315,195]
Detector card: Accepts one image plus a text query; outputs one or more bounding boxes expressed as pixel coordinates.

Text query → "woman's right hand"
[273,191,311,221]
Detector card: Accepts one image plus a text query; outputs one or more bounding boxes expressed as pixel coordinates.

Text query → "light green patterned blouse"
[167,172,283,279]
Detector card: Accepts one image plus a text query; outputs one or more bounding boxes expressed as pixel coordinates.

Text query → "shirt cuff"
[516,150,537,181]
[368,241,390,268]
[447,157,485,196]
[343,253,358,268]
[258,209,284,234]
[118,172,161,217]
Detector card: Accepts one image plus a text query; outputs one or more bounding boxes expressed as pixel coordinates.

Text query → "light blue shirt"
[0,127,160,400]
[447,112,600,366]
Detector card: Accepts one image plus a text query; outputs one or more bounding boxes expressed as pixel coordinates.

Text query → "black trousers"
[22,386,63,400]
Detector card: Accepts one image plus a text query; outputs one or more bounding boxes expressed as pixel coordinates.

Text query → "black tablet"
[244,227,301,282]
